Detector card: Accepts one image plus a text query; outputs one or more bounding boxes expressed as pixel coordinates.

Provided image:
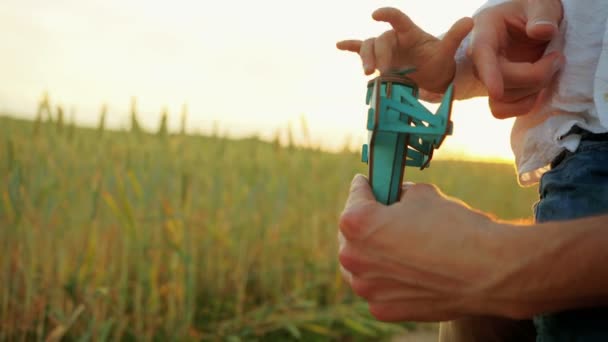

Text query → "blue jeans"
[534,135,608,341]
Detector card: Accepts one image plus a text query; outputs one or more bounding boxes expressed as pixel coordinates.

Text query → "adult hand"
[470,0,564,118]
[338,175,513,321]
[336,7,473,94]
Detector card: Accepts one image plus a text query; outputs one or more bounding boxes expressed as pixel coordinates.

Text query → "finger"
[372,7,417,34]
[489,93,539,119]
[401,181,415,192]
[399,181,415,201]
[360,38,377,75]
[524,0,563,40]
[345,174,376,208]
[336,40,362,53]
[375,31,397,73]
[338,231,353,283]
[340,264,353,284]
[351,276,436,302]
[369,300,456,322]
[500,88,543,104]
[339,174,382,240]
[501,52,564,89]
[469,17,503,98]
[399,183,441,202]
[338,244,380,277]
[440,17,474,57]
[338,231,347,254]
[473,44,503,98]
[338,240,400,278]
[496,52,563,104]
[418,89,443,102]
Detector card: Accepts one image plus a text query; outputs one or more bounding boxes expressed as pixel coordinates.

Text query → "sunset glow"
[0,0,515,162]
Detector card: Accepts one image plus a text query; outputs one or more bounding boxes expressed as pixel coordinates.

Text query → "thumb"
[339,174,382,241]
[441,17,474,57]
[344,174,376,211]
[524,0,563,40]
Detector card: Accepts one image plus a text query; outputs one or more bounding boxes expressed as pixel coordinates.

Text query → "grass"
[0,114,537,341]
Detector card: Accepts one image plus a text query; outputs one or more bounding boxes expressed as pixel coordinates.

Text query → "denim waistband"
[551,128,608,169]
[566,126,608,141]
[578,131,608,141]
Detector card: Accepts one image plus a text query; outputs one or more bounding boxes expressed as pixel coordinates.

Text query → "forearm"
[481,215,608,319]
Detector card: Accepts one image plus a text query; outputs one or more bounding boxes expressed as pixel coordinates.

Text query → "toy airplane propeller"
[361,68,454,205]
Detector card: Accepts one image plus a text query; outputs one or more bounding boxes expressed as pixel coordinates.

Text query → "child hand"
[337,7,473,94]
[469,0,563,118]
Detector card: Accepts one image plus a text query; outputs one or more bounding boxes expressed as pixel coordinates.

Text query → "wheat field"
[0,111,537,341]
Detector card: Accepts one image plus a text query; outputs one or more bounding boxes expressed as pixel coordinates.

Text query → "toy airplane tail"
[361,72,454,205]
[434,84,454,148]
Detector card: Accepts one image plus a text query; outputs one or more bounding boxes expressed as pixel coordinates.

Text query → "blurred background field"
[0,105,537,340]
[0,0,538,340]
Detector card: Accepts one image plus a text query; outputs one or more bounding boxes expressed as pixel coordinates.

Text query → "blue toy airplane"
[361,69,454,205]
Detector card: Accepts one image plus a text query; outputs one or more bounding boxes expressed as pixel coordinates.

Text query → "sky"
[0,0,516,161]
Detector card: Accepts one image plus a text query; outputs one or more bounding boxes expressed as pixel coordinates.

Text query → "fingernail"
[402,181,415,188]
[363,64,370,73]
[352,174,364,184]
[532,20,558,29]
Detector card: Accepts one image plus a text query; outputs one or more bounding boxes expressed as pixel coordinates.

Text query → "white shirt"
[452,0,608,185]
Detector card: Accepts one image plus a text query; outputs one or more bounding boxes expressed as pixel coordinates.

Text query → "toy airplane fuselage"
[361,69,454,205]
